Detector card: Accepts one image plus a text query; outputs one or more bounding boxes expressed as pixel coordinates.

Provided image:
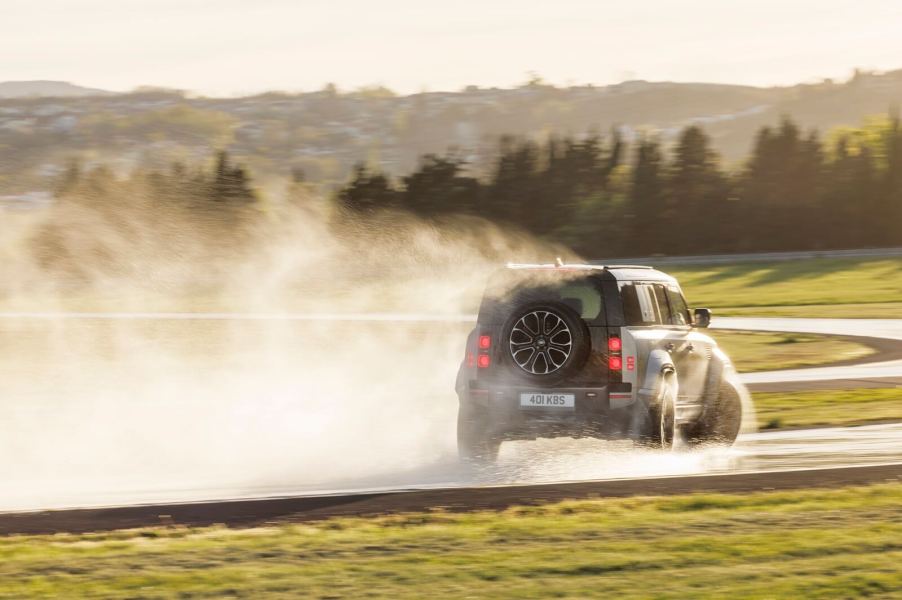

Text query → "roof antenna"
[555,257,564,268]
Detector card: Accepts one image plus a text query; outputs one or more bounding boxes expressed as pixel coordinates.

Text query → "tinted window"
[557,281,604,321]
[620,283,662,325]
[666,287,691,326]
[653,285,672,324]
[478,272,605,324]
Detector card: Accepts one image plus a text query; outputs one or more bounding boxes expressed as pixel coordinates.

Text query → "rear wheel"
[685,383,743,448]
[659,383,676,450]
[633,376,677,451]
[457,404,500,464]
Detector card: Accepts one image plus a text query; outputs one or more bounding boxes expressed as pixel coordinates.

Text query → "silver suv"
[456,263,743,461]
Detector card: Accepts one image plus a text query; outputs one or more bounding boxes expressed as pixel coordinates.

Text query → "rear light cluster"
[608,335,622,371]
[477,334,492,368]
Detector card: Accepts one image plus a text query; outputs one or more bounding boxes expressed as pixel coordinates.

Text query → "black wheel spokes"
[546,320,568,338]
[510,327,534,347]
[547,346,569,366]
[530,350,550,374]
[522,313,540,336]
[512,346,536,365]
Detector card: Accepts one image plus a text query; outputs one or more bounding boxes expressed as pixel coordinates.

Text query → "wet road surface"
[0,314,900,515]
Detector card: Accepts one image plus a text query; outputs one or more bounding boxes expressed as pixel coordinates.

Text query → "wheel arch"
[638,348,677,406]
[701,346,735,408]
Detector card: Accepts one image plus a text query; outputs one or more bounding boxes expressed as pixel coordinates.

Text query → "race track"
[1,313,900,532]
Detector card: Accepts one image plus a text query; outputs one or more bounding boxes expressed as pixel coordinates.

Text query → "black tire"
[500,300,591,385]
[659,383,677,450]
[457,403,500,464]
[633,376,677,451]
[685,382,743,448]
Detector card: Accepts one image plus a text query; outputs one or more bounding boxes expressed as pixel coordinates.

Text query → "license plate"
[520,393,575,408]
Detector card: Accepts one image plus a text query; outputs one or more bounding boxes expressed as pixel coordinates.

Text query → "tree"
[741,118,823,249]
[337,164,398,213]
[210,151,256,203]
[882,115,902,245]
[485,137,543,227]
[668,126,729,252]
[630,137,664,252]
[823,135,877,247]
[400,154,480,216]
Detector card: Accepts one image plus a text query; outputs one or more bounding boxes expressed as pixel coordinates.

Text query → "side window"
[653,285,672,325]
[666,286,691,326]
[620,283,661,325]
[620,284,642,324]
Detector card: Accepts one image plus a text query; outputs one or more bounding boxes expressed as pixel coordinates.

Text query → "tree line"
[338,115,902,256]
[35,151,259,282]
[56,150,256,208]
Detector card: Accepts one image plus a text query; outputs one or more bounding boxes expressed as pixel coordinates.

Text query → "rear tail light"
[473,332,492,369]
[608,334,623,376]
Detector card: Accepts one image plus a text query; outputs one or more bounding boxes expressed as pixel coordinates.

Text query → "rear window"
[556,281,604,320]
[478,272,606,324]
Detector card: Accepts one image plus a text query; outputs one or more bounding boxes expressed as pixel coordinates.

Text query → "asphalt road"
[0,314,900,532]
[4,462,901,536]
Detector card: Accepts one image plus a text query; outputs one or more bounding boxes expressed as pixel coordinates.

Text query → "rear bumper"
[465,385,632,440]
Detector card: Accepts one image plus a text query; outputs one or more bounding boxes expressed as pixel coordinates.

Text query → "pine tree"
[883,115,902,245]
[400,154,480,215]
[211,151,256,203]
[337,164,398,213]
[630,137,664,253]
[668,126,728,252]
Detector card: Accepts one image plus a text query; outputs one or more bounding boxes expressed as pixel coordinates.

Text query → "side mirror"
[693,308,711,328]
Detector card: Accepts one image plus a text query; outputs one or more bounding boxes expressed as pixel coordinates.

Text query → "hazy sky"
[5,0,902,95]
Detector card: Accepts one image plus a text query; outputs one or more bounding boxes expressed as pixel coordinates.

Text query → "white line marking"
[0,312,478,322]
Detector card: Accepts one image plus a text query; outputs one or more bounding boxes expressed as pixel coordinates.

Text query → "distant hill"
[1,69,901,192]
[0,81,116,98]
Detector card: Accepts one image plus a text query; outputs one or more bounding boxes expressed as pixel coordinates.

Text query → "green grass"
[2,483,901,598]
[3,256,901,316]
[667,257,902,315]
[720,302,902,319]
[754,387,902,430]
[712,330,873,373]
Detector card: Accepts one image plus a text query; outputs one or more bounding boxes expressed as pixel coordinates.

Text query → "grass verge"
[754,387,902,430]
[2,483,901,598]
[668,256,902,315]
[712,330,873,373]
[717,302,902,319]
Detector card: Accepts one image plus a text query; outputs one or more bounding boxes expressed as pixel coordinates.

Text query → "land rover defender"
[455,263,744,461]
